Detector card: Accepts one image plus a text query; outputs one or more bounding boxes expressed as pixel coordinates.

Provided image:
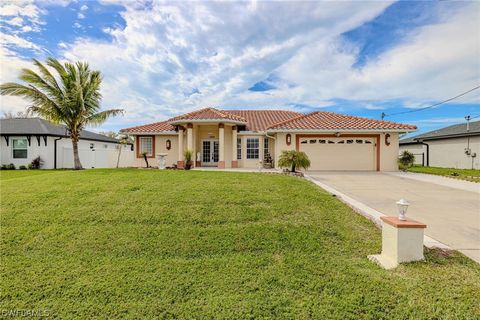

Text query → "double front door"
[202,139,219,166]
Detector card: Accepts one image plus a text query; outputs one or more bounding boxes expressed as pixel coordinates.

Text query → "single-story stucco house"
[0,118,133,169]
[121,108,416,171]
[399,120,479,169]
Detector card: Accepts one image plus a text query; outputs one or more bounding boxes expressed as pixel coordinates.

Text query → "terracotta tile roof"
[121,120,175,134]
[267,111,417,131]
[168,107,247,123]
[224,110,302,132]
[120,109,416,134]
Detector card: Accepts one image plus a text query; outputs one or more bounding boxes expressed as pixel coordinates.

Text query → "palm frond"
[86,109,124,126]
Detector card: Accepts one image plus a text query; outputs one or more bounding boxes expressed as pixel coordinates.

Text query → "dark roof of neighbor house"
[121,108,415,134]
[400,120,480,145]
[0,118,120,143]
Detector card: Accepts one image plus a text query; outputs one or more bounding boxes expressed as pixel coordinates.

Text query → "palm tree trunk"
[72,138,83,170]
[291,163,296,172]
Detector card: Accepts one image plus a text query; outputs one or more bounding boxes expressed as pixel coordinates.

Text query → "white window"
[139,137,153,156]
[264,138,269,156]
[12,138,28,159]
[246,138,259,159]
[237,138,242,160]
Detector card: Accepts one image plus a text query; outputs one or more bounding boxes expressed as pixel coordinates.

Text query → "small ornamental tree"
[398,150,415,170]
[142,152,150,168]
[278,150,311,172]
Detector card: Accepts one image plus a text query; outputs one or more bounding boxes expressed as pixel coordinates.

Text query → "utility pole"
[465,115,471,132]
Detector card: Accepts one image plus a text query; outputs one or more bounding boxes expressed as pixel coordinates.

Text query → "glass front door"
[202,140,219,166]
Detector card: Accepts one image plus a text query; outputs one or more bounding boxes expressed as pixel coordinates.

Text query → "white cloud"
[80,4,88,11]
[2,1,478,132]
[77,12,85,19]
[5,16,24,27]
[0,33,41,51]
[61,1,393,129]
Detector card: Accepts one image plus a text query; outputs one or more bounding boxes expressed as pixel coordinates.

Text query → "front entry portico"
[201,139,219,166]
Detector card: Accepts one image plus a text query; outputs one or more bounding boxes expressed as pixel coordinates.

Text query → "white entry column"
[218,123,225,168]
[231,126,238,168]
[177,126,184,168]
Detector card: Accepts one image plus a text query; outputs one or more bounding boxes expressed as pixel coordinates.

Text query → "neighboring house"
[121,108,416,171]
[0,118,134,169]
[399,120,480,169]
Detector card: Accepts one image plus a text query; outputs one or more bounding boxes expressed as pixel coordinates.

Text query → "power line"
[381,85,480,120]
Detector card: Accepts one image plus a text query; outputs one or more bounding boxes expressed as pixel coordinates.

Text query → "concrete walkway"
[306,171,480,263]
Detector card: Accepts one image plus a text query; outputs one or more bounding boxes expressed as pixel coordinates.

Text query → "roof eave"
[168,119,247,126]
[119,131,177,136]
[266,128,417,133]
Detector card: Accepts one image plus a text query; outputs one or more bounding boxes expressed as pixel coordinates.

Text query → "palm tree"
[0,58,123,169]
[278,150,311,172]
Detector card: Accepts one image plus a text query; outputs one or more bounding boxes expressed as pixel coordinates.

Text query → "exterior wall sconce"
[396,198,409,221]
[286,133,291,146]
[166,139,171,150]
[335,132,341,137]
[385,133,391,146]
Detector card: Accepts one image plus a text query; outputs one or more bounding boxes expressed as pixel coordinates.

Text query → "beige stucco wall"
[194,125,234,168]
[273,132,400,172]
[379,132,399,172]
[132,135,178,167]
[238,134,267,169]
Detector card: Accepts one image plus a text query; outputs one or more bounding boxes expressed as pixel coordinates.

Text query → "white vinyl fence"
[60,146,134,169]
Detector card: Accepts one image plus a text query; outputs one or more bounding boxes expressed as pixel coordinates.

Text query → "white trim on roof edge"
[169,119,246,126]
[121,131,177,136]
[266,128,416,133]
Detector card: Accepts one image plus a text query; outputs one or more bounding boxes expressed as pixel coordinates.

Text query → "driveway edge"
[304,174,451,250]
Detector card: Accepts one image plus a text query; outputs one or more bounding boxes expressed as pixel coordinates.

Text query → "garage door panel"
[299,137,376,171]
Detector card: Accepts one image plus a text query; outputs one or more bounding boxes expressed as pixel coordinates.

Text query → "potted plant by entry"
[184,149,193,170]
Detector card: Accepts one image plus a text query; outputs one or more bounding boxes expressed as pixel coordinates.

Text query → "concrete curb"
[304,174,451,250]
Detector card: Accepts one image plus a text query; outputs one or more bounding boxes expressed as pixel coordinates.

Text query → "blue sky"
[1,0,479,135]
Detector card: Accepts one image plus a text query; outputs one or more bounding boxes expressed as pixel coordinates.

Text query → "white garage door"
[299,137,376,171]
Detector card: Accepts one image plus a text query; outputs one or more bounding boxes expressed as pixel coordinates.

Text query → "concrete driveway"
[307,171,480,263]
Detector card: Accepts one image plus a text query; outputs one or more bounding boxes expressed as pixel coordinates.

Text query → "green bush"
[0,164,7,170]
[7,163,16,170]
[278,150,311,172]
[19,165,27,170]
[398,150,415,170]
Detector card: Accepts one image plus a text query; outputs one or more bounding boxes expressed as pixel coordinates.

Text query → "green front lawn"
[408,165,480,182]
[1,169,479,319]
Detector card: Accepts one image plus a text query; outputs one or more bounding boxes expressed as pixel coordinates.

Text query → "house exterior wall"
[399,136,479,169]
[0,136,132,169]
[273,132,399,172]
[132,135,178,168]
[379,132,399,172]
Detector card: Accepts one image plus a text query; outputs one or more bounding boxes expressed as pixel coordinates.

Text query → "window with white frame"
[139,136,153,156]
[12,138,28,159]
[264,138,269,156]
[237,138,242,160]
[246,138,259,159]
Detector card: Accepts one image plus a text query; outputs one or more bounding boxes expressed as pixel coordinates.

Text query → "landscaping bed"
[1,169,479,319]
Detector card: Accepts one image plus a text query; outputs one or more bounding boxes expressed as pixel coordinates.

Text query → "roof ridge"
[266,111,318,129]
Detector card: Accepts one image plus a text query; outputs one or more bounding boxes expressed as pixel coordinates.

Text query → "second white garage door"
[299,137,376,171]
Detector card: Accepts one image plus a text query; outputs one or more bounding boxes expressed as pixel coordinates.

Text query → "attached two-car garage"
[298,136,378,171]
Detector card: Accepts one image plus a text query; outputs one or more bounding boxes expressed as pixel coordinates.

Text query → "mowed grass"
[1,169,479,319]
[408,165,480,183]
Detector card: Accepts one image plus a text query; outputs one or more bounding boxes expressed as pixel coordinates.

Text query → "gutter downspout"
[415,139,429,167]
[54,137,63,169]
